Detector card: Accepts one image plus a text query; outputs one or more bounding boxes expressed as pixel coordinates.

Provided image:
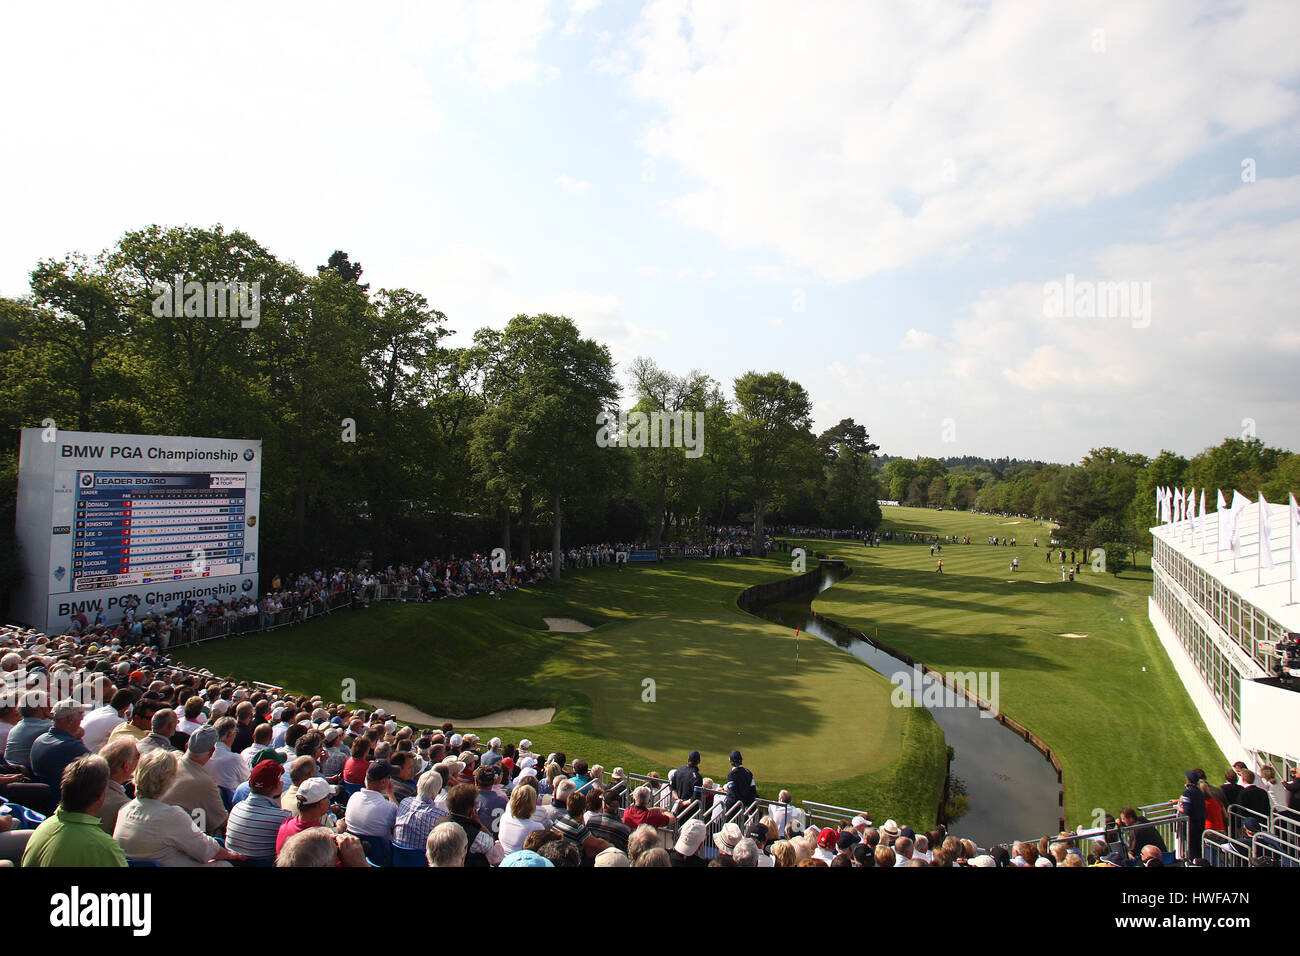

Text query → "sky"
[2,0,1298,464]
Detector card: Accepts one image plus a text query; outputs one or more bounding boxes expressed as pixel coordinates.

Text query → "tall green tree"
[474,315,619,582]
[731,371,813,551]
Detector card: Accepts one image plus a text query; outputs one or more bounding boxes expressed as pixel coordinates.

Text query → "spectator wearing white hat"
[594,846,629,867]
[669,818,709,868]
[275,776,335,855]
[481,738,503,768]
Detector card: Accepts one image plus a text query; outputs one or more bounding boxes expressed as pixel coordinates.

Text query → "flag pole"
[1258,497,1262,588]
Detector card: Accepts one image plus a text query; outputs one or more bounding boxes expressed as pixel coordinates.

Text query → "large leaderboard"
[11,430,261,633]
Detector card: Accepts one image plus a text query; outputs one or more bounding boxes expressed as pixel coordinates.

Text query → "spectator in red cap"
[225,759,291,861]
[813,827,839,865]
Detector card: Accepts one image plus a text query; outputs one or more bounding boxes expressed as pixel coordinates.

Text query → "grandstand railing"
[1020,803,1187,863]
[800,798,871,833]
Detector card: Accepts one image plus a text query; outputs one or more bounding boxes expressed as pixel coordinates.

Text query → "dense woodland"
[1,225,1295,605]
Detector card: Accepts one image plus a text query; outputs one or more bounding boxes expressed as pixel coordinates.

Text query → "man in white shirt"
[768,790,806,838]
[345,760,399,839]
[207,716,249,792]
[270,708,293,749]
[241,723,276,769]
[176,697,208,736]
[894,836,915,866]
[80,689,134,754]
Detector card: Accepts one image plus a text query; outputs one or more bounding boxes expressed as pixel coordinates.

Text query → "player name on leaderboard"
[71,471,248,591]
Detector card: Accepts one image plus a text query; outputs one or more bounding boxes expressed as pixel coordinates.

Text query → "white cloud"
[624,0,1300,281]
[898,328,945,352]
[557,174,593,193]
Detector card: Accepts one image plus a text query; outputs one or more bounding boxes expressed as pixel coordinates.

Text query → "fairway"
[792,506,1229,824]
[176,557,947,826]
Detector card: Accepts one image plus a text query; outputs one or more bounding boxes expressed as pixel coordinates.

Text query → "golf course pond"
[750,562,1063,847]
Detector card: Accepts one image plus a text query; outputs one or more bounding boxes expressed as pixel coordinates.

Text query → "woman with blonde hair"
[1259,765,1286,807]
[770,839,796,867]
[114,750,243,866]
[497,782,544,854]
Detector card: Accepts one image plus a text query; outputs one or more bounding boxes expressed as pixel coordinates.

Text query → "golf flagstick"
[795,626,800,674]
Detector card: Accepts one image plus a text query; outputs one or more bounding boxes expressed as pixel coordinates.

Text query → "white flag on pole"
[1217,489,1229,555]
[1198,489,1207,548]
[1228,490,1250,557]
[1260,493,1274,570]
[1291,493,1300,582]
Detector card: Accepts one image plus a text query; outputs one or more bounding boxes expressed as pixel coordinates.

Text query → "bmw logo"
[242,579,254,592]
[243,449,255,461]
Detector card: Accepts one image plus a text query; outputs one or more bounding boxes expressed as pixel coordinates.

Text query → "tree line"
[3,225,1294,602]
[0,225,884,605]
[881,441,1300,569]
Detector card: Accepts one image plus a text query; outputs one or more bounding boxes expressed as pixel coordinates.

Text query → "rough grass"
[793,506,1227,825]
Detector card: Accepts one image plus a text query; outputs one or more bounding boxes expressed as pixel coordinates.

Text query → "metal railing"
[1019,803,1187,864]
[800,799,871,835]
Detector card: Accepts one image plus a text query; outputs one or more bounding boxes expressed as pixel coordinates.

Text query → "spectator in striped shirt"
[552,790,611,864]
[225,759,291,861]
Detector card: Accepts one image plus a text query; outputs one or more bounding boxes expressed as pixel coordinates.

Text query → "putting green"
[177,557,947,826]
[793,506,1228,824]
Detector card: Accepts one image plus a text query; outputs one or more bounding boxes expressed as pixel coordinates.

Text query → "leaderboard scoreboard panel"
[71,471,249,591]
[10,430,261,633]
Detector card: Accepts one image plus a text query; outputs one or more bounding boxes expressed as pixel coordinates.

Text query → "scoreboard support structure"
[10,430,262,634]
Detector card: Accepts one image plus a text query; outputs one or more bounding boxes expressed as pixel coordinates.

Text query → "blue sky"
[2,0,1298,463]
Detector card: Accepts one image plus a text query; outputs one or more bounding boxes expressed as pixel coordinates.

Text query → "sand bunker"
[1057,632,1089,639]
[1000,520,1021,525]
[364,698,555,728]
[544,617,592,632]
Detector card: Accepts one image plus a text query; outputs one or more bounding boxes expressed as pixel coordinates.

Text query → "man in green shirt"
[22,754,126,867]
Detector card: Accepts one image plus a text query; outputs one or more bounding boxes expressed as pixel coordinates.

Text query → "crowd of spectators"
[5,618,1293,869]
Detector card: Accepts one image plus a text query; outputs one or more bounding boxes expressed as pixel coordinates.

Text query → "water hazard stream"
[749,562,1062,847]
